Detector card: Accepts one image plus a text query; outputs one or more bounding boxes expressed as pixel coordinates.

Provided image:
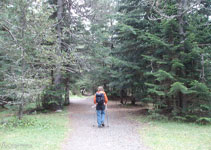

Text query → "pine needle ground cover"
[0,109,69,150]
[138,117,211,150]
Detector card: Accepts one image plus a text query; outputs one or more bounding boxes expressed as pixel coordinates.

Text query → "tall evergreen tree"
[111,0,211,118]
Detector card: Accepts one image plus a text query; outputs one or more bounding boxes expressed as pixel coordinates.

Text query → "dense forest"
[0,0,210,123]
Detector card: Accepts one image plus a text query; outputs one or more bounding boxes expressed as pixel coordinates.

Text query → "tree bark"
[51,69,54,85]
[64,76,70,106]
[200,54,206,82]
[177,0,187,113]
[178,0,188,40]
[131,97,136,105]
[173,96,177,112]
[18,1,27,120]
[55,0,63,87]
[52,0,64,110]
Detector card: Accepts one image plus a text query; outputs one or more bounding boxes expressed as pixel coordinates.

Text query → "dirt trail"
[62,96,150,150]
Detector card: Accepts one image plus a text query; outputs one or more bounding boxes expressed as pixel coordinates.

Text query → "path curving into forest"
[62,97,150,150]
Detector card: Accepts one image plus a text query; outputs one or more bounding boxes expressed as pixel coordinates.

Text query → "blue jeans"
[96,110,105,127]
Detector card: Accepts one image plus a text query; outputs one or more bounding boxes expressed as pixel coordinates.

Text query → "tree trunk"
[120,89,126,104]
[51,69,54,85]
[19,46,25,119]
[120,98,124,104]
[173,96,177,112]
[18,2,27,120]
[178,0,187,39]
[200,54,206,82]
[177,0,187,113]
[52,0,64,110]
[55,0,63,85]
[18,103,23,120]
[64,76,70,106]
[178,91,187,112]
[54,0,63,87]
[182,96,187,112]
[131,97,136,105]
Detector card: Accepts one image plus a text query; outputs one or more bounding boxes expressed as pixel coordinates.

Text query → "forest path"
[62,96,150,150]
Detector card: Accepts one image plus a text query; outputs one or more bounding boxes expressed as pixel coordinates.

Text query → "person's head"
[97,86,104,91]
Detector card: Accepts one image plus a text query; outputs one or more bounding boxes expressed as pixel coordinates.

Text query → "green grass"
[137,117,211,150]
[70,95,86,99]
[0,109,70,150]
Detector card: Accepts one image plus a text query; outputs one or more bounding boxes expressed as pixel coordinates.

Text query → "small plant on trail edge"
[147,110,168,121]
[147,109,211,125]
[0,117,51,129]
[172,116,186,122]
[196,117,211,125]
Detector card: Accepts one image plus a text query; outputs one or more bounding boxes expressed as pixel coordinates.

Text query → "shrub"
[172,116,186,122]
[196,117,211,125]
[185,115,198,122]
[148,112,168,121]
[0,117,51,129]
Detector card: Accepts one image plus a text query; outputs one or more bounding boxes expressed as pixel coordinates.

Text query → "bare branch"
[148,0,203,21]
[2,25,17,42]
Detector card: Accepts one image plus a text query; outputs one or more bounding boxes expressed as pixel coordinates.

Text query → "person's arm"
[104,92,108,104]
[94,94,96,104]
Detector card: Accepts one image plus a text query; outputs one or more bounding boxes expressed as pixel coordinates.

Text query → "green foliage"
[118,23,137,35]
[171,59,184,71]
[172,114,201,123]
[147,112,168,121]
[0,110,69,150]
[0,0,60,114]
[0,0,210,122]
[41,85,65,110]
[138,116,211,150]
[172,116,187,122]
[199,104,210,111]
[109,0,211,119]
[145,32,169,47]
[190,80,211,100]
[184,115,199,122]
[196,117,211,125]
[148,89,165,96]
[168,82,190,95]
[154,70,174,82]
[0,117,50,129]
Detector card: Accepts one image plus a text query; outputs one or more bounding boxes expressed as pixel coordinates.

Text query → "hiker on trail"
[94,86,108,128]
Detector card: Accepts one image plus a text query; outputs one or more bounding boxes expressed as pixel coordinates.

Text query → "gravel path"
[62,97,150,150]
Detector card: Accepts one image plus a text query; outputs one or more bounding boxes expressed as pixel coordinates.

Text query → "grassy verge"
[0,108,69,150]
[137,117,211,150]
[70,95,86,99]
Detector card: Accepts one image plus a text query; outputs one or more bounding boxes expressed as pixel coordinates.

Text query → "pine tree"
[111,0,211,117]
